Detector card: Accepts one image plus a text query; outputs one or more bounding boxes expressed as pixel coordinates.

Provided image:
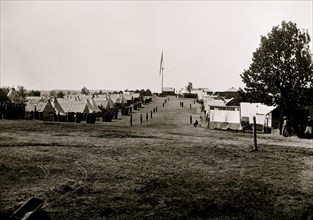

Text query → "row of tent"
[22,93,152,122]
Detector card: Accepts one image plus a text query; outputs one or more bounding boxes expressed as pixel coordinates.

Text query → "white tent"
[240,102,277,127]
[209,106,241,130]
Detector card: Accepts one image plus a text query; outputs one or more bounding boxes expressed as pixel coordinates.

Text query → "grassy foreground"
[1,97,313,219]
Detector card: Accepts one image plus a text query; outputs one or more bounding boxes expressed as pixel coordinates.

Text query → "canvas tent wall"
[209,106,241,130]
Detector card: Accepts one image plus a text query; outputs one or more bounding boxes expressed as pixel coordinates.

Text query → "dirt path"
[108,96,202,128]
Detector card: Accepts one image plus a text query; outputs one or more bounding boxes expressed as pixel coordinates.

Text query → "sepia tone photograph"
[0,0,313,219]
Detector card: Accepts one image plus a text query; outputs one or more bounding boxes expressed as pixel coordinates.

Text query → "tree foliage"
[28,90,41,96]
[186,82,193,93]
[50,90,57,97]
[241,21,313,114]
[16,86,27,103]
[57,91,65,98]
[0,87,9,102]
[81,86,90,95]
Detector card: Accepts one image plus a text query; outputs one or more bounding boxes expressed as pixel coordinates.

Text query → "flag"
[159,51,163,76]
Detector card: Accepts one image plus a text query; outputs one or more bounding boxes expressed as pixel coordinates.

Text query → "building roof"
[226,87,239,92]
[163,87,175,92]
[204,97,234,107]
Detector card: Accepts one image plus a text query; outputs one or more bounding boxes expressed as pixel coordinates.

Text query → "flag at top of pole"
[159,50,163,76]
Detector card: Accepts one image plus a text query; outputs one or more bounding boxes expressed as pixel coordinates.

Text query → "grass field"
[1,97,313,219]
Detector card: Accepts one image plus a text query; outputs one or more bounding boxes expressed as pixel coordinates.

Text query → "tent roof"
[123,94,133,101]
[25,99,50,112]
[7,88,17,102]
[240,102,277,116]
[51,99,66,115]
[58,100,89,113]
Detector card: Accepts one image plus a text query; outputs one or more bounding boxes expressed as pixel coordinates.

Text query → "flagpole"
[161,66,164,93]
[159,50,164,94]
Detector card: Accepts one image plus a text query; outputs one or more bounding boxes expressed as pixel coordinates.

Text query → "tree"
[28,90,41,96]
[0,87,9,102]
[81,86,90,95]
[50,90,57,97]
[186,82,193,93]
[145,89,152,96]
[241,21,313,117]
[139,89,145,96]
[57,91,65,98]
[16,86,27,103]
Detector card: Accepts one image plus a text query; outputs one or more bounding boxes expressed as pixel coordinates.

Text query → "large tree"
[241,21,313,116]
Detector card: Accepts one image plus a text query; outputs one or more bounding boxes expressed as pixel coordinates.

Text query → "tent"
[25,99,55,121]
[209,106,241,130]
[7,88,18,102]
[240,102,278,132]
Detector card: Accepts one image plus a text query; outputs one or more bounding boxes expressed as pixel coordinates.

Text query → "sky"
[1,1,312,93]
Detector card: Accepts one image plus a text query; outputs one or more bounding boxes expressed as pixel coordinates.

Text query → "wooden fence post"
[253,116,258,151]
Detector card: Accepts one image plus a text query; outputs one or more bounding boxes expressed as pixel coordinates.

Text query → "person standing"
[140,114,143,125]
[190,115,192,124]
[304,116,313,138]
[282,116,290,137]
[130,114,133,127]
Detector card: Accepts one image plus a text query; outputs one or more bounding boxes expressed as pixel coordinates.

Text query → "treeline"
[0,86,154,103]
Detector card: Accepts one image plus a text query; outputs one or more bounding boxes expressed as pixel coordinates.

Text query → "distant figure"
[193,120,198,127]
[304,116,313,137]
[153,108,155,114]
[190,115,192,124]
[156,106,158,112]
[140,114,143,125]
[130,114,133,127]
[146,113,148,122]
[163,102,164,107]
[190,104,192,109]
[282,116,290,137]
[182,102,184,107]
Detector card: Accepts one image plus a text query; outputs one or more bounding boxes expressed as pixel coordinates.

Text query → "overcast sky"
[1,1,312,93]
